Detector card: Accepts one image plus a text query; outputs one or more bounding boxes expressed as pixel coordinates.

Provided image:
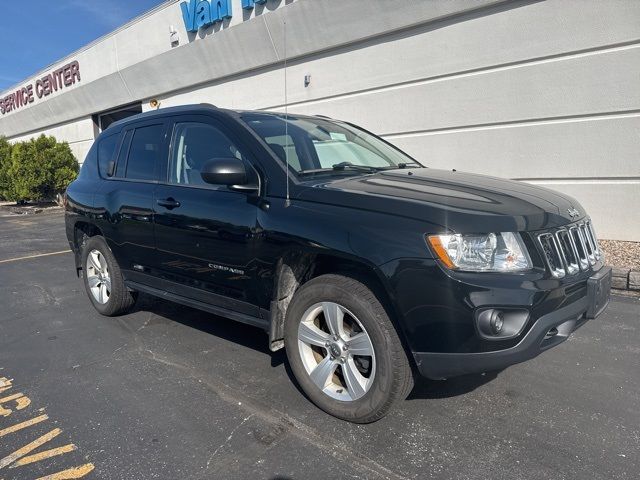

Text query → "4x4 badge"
[567,207,580,218]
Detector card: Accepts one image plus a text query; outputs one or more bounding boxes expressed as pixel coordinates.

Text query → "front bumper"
[413,266,612,379]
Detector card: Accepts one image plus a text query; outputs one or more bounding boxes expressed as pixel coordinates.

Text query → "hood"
[296,168,586,233]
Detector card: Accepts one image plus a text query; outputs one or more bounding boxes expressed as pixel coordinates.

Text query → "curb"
[612,268,640,292]
[0,206,64,216]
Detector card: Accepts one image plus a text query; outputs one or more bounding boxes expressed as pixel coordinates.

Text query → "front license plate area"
[586,266,612,319]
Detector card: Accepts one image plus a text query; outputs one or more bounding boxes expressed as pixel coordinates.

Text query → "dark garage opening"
[94,103,143,132]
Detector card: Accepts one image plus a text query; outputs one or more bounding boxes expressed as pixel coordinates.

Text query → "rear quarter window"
[97,134,119,178]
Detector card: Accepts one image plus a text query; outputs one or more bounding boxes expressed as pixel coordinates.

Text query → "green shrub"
[3,135,79,203]
[0,136,12,200]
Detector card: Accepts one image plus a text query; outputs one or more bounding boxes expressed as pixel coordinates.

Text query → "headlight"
[427,232,532,272]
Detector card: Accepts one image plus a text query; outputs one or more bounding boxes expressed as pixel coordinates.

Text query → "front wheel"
[284,274,414,423]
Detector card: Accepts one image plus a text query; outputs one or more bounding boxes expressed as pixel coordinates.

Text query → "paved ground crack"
[206,413,256,468]
[136,342,407,480]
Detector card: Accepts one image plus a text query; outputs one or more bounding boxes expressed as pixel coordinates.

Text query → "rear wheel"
[284,274,413,423]
[82,236,136,316]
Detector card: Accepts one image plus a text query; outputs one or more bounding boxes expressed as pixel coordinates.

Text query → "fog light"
[476,308,528,340]
[490,311,504,334]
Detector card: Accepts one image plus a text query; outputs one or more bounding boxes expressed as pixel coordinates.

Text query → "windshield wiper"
[298,161,424,176]
[331,161,379,173]
[298,163,379,176]
[334,161,424,171]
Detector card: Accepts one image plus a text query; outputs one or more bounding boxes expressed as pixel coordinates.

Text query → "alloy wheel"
[86,249,111,304]
[297,302,376,401]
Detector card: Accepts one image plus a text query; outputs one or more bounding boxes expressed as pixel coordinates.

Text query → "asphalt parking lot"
[0,211,638,480]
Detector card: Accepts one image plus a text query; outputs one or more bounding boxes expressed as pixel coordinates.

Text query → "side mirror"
[201,157,247,186]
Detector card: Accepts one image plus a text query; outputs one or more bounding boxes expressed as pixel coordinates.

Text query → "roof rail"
[315,114,332,119]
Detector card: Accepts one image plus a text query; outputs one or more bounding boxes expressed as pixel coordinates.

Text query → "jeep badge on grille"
[568,207,580,218]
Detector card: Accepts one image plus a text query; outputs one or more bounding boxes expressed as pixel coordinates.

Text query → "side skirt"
[125,280,269,331]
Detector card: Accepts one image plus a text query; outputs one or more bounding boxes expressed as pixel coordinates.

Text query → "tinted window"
[169,123,243,186]
[97,134,119,178]
[125,124,164,181]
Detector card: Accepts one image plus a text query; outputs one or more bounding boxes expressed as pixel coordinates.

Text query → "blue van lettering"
[181,0,233,32]
[242,0,267,9]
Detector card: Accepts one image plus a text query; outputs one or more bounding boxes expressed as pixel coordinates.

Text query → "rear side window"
[125,124,164,181]
[97,134,119,178]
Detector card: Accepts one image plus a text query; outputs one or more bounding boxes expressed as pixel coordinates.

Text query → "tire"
[284,274,414,423]
[81,235,136,316]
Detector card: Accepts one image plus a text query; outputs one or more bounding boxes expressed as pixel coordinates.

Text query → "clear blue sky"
[0,0,164,91]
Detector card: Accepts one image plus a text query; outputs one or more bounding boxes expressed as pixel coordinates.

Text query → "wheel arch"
[268,251,410,359]
[72,221,104,275]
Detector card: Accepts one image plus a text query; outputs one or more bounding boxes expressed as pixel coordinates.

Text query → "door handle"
[157,198,181,210]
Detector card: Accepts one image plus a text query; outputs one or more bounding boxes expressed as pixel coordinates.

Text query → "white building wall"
[8,117,95,164]
[0,0,638,240]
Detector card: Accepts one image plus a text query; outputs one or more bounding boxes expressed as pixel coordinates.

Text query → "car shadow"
[407,370,500,400]
[132,293,286,368]
[132,294,499,401]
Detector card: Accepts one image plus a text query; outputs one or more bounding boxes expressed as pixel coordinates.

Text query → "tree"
[4,135,79,203]
[0,136,12,200]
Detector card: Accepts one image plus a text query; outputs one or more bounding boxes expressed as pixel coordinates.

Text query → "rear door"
[152,114,261,316]
[95,120,169,274]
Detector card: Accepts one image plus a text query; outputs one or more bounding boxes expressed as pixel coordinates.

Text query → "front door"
[153,115,260,317]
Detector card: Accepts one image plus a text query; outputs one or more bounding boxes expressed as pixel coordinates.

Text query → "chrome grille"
[569,225,589,270]
[556,230,579,275]
[538,233,565,278]
[537,220,601,278]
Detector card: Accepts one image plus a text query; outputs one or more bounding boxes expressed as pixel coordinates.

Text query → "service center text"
[0,61,81,116]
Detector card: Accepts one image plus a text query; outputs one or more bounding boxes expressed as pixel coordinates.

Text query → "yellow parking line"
[0,414,49,437]
[12,444,77,468]
[0,373,94,478]
[0,250,71,265]
[0,393,31,417]
[36,463,95,480]
[0,428,61,469]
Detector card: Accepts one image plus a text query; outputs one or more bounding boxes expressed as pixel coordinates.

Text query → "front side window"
[125,124,164,181]
[242,113,422,175]
[169,122,243,186]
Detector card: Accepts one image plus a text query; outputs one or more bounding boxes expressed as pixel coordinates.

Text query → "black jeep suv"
[65,104,612,423]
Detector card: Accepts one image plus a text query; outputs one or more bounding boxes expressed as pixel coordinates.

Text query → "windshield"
[242,113,423,175]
